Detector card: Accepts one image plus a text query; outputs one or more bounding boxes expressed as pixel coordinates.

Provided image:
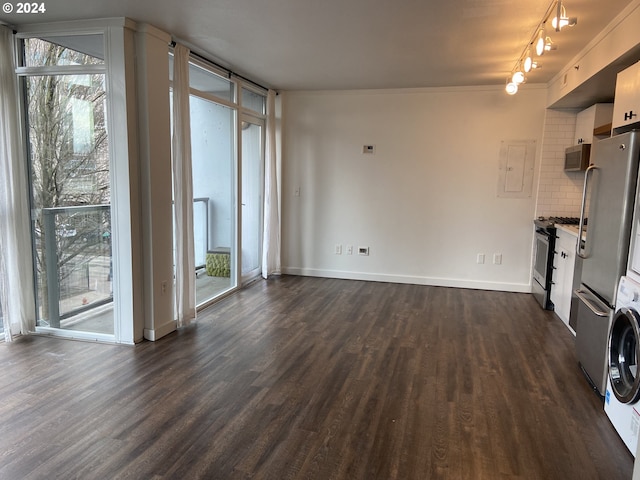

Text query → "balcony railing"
[38,204,112,328]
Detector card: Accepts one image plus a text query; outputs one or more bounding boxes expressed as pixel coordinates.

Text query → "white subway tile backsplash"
[535,109,582,218]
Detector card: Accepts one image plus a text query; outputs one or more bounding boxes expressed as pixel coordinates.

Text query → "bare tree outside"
[24,37,112,327]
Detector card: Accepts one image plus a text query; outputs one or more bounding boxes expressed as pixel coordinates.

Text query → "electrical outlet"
[362,145,375,154]
[335,244,342,255]
[493,253,502,265]
[347,245,353,255]
[161,281,168,296]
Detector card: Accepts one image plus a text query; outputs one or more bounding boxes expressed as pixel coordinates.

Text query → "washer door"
[609,307,640,404]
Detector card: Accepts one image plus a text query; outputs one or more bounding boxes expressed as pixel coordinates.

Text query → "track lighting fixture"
[504,0,577,95]
[552,1,577,31]
[535,29,557,57]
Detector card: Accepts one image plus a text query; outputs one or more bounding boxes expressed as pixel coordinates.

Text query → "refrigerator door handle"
[577,164,598,259]
[575,288,610,317]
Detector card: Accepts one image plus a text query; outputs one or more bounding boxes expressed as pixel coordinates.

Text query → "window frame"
[14,20,137,344]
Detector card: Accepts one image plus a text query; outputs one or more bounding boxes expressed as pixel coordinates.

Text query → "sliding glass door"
[190,94,237,306]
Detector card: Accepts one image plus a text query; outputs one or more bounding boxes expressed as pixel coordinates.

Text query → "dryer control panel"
[617,276,640,308]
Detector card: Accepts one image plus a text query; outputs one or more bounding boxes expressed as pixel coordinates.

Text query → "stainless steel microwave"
[565,144,591,171]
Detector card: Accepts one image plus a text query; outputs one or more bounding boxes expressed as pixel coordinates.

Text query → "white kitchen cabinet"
[613,61,640,131]
[550,227,580,333]
[574,103,613,145]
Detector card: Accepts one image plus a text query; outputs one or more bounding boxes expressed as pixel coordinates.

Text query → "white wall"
[133,24,174,342]
[281,85,547,292]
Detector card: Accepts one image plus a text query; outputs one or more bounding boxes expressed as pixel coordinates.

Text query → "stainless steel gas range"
[532,216,581,310]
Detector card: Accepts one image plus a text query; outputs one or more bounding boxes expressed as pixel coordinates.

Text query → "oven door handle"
[577,164,598,259]
[574,288,609,317]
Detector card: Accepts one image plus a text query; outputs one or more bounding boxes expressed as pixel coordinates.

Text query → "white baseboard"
[281,267,532,293]
[144,319,177,341]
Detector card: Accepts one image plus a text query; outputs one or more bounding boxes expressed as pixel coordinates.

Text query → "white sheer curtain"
[172,44,196,327]
[0,26,36,341]
[262,89,281,279]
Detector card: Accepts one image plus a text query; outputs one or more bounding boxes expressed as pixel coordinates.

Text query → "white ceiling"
[1,0,636,94]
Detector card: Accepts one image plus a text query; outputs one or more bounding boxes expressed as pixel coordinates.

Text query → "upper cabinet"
[612,61,640,132]
[575,103,613,144]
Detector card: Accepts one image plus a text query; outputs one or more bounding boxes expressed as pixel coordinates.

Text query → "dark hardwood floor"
[0,275,634,479]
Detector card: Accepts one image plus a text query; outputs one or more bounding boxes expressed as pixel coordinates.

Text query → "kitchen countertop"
[556,224,580,237]
[556,224,587,244]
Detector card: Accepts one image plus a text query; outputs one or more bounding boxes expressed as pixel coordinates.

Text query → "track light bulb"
[505,82,518,95]
[536,32,545,56]
[524,53,533,73]
[512,71,525,85]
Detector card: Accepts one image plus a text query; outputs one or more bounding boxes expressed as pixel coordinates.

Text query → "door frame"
[239,113,265,285]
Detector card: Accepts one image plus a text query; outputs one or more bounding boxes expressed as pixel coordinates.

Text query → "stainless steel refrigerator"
[575,130,640,396]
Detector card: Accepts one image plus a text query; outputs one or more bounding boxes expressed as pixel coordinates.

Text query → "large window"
[19,35,114,337]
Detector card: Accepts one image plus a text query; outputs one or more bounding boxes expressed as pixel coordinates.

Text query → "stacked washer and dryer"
[605,133,640,458]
